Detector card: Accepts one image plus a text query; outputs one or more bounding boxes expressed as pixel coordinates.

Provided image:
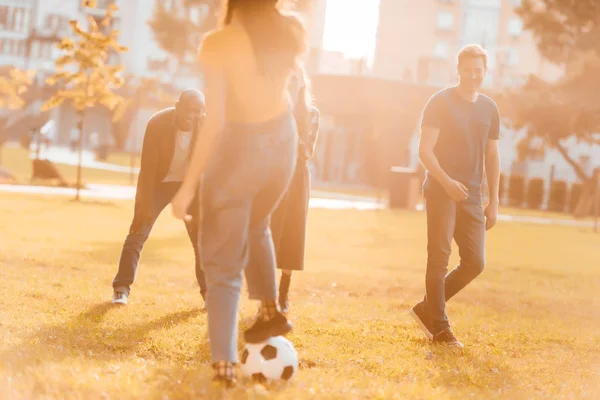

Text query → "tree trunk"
[75,110,85,201]
[555,141,595,217]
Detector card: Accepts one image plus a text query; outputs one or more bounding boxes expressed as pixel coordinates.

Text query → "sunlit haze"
[322,0,380,61]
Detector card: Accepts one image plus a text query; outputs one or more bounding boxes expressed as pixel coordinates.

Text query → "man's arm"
[136,119,159,218]
[419,127,452,187]
[419,94,469,202]
[484,104,501,230]
[485,139,500,204]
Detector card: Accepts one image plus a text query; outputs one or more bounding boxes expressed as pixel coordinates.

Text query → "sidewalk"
[0,183,384,211]
[0,182,596,227]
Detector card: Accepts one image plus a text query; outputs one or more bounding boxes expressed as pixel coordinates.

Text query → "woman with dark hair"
[272,67,320,314]
[171,0,307,385]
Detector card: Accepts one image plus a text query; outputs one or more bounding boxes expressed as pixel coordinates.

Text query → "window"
[508,18,523,37]
[507,48,519,66]
[433,42,451,59]
[0,6,7,29]
[13,7,25,32]
[436,12,454,30]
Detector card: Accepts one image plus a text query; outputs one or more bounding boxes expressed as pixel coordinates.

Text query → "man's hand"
[171,186,194,222]
[484,201,499,230]
[443,179,469,202]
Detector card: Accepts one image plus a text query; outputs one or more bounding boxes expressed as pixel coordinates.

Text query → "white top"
[163,129,193,183]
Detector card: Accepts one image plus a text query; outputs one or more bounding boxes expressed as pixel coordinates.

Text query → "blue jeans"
[201,112,298,363]
[113,182,206,297]
[423,187,486,334]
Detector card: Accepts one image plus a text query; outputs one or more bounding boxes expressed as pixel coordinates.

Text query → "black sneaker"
[409,302,433,340]
[433,329,464,348]
[243,312,292,344]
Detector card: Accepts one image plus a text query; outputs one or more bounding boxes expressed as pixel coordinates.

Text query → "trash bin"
[389,166,421,209]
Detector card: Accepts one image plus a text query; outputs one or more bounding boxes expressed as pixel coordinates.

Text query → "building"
[373,0,564,89]
[0,0,211,151]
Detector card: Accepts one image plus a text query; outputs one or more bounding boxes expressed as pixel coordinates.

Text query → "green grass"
[0,193,599,399]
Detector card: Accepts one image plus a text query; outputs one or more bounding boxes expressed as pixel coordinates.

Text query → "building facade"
[372,0,564,89]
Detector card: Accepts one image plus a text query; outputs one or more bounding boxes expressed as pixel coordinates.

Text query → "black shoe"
[244,312,292,344]
[409,302,433,340]
[433,329,464,348]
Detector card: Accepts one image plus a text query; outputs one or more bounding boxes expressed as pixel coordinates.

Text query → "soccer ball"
[240,336,298,382]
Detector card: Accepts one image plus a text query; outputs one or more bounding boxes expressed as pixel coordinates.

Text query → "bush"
[526,178,544,210]
[548,180,568,212]
[508,175,526,206]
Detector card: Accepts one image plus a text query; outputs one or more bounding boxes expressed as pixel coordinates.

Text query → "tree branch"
[555,141,591,182]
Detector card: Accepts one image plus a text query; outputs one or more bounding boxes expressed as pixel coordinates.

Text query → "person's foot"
[112,291,128,305]
[212,375,237,388]
[432,329,464,348]
[279,295,290,315]
[279,274,291,315]
[409,302,433,340]
[200,291,207,312]
[244,312,292,344]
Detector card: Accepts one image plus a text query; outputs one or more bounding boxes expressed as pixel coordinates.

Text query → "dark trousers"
[424,189,486,334]
[112,181,206,297]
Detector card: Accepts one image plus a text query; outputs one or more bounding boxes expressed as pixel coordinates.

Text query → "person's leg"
[242,183,294,343]
[279,270,293,314]
[423,193,457,335]
[184,193,206,301]
[445,201,486,301]
[202,201,252,364]
[112,183,175,299]
[276,163,310,313]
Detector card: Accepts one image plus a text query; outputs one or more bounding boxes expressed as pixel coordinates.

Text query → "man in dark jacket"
[112,89,207,305]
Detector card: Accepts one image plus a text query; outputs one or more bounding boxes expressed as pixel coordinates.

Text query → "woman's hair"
[221,0,307,78]
[292,67,314,138]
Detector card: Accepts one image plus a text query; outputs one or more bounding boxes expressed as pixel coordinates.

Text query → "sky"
[322,0,380,61]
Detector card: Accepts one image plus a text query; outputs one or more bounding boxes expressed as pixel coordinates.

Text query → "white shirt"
[163,129,192,183]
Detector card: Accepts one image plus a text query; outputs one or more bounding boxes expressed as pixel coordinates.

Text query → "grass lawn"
[0,193,599,399]
[1,147,135,186]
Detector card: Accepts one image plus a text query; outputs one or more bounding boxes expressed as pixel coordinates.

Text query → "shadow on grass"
[0,302,204,373]
[65,234,197,266]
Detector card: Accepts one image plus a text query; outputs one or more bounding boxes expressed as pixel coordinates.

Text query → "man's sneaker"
[409,302,433,340]
[244,312,292,344]
[112,291,128,305]
[433,329,464,348]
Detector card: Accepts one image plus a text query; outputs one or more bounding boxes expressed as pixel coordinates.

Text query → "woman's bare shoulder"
[198,27,241,64]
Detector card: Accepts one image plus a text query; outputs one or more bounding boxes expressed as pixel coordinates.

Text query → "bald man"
[112,89,207,305]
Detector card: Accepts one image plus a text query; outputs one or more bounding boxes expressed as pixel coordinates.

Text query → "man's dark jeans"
[423,187,486,334]
[112,181,206,297]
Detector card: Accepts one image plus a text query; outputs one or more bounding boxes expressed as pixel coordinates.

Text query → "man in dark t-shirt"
[409,44,501,347]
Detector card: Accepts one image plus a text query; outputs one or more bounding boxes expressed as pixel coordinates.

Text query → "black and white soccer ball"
[240,336,298,382]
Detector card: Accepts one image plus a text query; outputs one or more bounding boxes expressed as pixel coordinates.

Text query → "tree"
[513,0,600,216]
[517,0,600,64]
[42,1,128,200]
[147,0,315,82]
[147,0,219,81]
[0,68,34,164]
